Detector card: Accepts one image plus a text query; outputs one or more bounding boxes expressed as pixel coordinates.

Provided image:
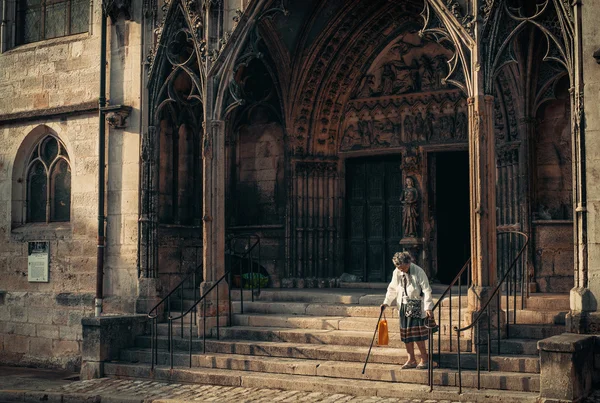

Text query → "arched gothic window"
[26,135,71,223]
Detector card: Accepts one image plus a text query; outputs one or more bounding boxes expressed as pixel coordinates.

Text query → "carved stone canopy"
[102,105,133,129]
[103,0,132,22]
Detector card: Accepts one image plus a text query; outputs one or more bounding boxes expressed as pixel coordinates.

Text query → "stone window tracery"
[26,135,71,223]
[17,0,89,45]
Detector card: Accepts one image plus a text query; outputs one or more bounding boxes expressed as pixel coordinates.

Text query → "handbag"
[377,313,389,345]
[402,272,422,318]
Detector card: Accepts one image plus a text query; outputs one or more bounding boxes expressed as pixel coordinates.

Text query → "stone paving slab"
[0,377,475,403]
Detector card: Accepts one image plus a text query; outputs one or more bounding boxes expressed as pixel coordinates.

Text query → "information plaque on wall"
[28,241,49,282]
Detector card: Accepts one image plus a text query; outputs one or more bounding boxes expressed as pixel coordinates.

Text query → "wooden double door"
[346,157,404,283]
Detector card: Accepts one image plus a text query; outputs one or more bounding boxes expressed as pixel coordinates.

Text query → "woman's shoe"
[416,362,429,370]
[401,361,417,369]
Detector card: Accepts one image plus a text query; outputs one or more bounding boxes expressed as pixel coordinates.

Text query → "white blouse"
[382,263,434,318]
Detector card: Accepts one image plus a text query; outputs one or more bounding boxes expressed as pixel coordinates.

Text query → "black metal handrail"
[147,264,201,370]
[426,258,472,392]
[453,230,529,393]
[426,230,529,393]
[150,235,261,369]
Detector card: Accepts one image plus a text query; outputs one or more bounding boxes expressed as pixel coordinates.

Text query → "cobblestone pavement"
[38,378,463,403]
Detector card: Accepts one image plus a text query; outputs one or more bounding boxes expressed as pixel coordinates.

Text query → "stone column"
[199,119,228,335]
[568,0,596,331]
[136,126,161,314]
[467,94,498,310]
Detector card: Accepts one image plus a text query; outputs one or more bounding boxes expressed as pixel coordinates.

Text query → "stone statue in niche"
[401,176,419,238]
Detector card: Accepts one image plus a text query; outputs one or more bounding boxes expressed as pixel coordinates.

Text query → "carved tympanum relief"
[340,33,467,152]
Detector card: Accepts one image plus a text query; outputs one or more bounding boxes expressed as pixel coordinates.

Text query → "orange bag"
[377,314,389,346]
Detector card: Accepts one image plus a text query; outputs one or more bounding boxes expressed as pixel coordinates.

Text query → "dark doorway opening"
[435,151,470,284]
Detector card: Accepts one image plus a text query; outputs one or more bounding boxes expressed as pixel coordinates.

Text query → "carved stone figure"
[438,115,455,140]
[373,119,394,146]
[403,115,414,142]
[357,74,376,98]
[424,110,435,141]
[401,177,419,238]
[358,120,373,148]
[393,68,415,94]
[455,111,468,140]
[380,64,396,95]
[341,124,361,150]
[414,112,425,141]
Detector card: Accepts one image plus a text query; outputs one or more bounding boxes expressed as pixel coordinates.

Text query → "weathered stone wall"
[582,1,600,312]
[0,117,99,370]
[0,0,142,368]
[533,221,574,293]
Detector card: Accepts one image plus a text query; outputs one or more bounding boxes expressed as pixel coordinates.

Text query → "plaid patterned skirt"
[399,303,429,343]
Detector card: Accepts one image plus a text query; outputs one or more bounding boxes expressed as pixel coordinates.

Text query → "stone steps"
[117,349,540,392]
[104,361,540,396]
[126,338,540,373]
[505,324,565,340]
[230,313,461,332]
[215,326,474,350]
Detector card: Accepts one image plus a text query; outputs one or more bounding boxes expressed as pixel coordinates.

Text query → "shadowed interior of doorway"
[435,151,470,284]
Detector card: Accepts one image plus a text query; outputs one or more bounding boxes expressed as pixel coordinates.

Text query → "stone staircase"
[105,288,569,402]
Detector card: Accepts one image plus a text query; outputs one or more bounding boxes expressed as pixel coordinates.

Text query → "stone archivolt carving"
[340,91,467,152]
[338,33,467,152]
[353,33,452,99]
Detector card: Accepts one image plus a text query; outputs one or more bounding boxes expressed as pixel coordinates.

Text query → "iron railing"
[427,258,472,391]
[426,230,529,393]
[147,264,202,370]
[153,235,261,369]
[454,230,529,393]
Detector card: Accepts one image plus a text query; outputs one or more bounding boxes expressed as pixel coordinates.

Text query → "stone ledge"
[0,101,98,125]
[537,333,595,353]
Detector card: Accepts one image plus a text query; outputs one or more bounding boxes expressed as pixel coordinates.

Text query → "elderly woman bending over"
[381,251,433,369]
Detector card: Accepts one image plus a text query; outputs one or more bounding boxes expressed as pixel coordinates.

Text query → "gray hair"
[392,251,412,266]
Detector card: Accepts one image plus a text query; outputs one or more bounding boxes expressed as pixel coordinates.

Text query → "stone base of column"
[196,280,231,337]
[135,277,163,316]
[570,287,597,312]
[464,286,507,343]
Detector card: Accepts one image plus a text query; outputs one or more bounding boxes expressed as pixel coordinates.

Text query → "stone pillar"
[467,95,498,310]
[569,0,597,331]
[199,119,229,336]
[538,334,595,402]
[202,119,226,283]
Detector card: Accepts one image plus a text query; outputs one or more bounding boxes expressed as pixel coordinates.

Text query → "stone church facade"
[0,0,599,369]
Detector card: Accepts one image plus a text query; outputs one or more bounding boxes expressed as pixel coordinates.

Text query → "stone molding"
[0,101,98,125]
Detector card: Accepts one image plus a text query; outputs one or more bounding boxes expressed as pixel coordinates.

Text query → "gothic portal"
[141,0,576,293]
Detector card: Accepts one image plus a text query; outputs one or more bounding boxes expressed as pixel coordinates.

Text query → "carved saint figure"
[341,124,361,150]
[424,110,435,141]
[357,74,377,98]
[380,64,396,95]
[401,177,419,238]
[455,111,468,140]
[414,112,425,141]
[403,115,414,142]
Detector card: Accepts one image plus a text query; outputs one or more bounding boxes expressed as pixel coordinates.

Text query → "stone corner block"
[538,333,595,402]
[81,314,147,363]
